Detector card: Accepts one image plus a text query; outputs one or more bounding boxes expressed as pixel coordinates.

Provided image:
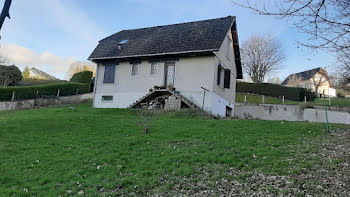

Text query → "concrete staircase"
[129,90,199,109]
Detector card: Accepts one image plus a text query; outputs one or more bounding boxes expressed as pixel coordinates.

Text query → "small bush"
[70,71,93,84]
[237,81,316,101]
[0,82,90,101]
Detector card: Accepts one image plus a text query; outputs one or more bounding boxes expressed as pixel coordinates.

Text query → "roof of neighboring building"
[29,67,58,80]
[282,67,323,85]
[89,16,235,60]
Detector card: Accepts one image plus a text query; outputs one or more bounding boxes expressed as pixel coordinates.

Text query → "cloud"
[0,43,76,79]
[35,0,105,45]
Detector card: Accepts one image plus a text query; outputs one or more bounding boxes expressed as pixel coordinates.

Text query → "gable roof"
[89,16,235,61]
[282,67,324,85]
[29,67,58,80]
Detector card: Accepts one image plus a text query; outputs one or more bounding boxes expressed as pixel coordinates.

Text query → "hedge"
[70,71,93,84]
[236,81,316,101]
[0,82,90,101]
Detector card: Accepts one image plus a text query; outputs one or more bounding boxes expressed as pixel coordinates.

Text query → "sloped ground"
[151,129,350,196]
[0,103,349,196]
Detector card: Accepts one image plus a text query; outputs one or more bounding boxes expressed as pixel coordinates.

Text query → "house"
[282,67,336,97]
[88,16,243,117]
[26,67,58,80]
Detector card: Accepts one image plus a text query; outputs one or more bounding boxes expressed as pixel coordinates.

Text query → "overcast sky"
[0,0,337,80]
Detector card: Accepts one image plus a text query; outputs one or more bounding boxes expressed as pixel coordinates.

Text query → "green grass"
[236,93,350,107]
[0,103,345,196]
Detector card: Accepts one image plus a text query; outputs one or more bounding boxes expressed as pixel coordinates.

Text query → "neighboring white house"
[282,67,337,97]
[27,67,58,80]
[88,16,243,117]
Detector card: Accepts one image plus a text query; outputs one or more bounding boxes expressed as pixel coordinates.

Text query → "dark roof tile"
[89,16,235,60]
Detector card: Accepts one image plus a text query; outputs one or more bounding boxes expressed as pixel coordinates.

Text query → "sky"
[0,0,338,80]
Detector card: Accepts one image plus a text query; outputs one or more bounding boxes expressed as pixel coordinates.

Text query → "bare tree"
[0,0,12,33]
[268,77,282,84]
[241,35,286,83]
[67,61,96,79]
[336,48,350,86]
[135,108,155,134]
[285,74,302,87]
[232,0,350,52]
[311,69,329,96]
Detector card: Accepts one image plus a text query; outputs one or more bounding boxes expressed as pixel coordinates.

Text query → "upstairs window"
[103,64,116,84]
[150,63,158,75]
[132,63,139,76]
[217,64,231,89]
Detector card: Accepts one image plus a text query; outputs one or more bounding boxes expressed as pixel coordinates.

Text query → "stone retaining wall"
[235,103,350,125]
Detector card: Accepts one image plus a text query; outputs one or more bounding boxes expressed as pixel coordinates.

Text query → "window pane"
[150,63,157,75]
[132,64,139,76]
[220,67,225,87]
[103,65,116,83]
[102,96,113,101]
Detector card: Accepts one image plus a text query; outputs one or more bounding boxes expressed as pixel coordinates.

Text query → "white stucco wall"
[93,56,218,109]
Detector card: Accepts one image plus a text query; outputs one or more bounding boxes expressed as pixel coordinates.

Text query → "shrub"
[0,82,90,101]
[0,65,23,86]
[236,81,316,101]
[70,71,93,84]
[20,79,65,86]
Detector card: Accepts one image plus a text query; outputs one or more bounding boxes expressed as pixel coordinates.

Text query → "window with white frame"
[226,36,232,59]
[132,63,139,76]
[150,63,158,75]
[217,65,225,88]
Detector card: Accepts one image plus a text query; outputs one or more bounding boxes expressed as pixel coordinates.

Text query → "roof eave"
[88,49,219,62]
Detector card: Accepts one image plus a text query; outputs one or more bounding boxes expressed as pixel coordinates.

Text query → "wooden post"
[304,96,307,104]
[57,89,60,97]
[282,96,285,105]
[76,88,79,95]
[11,91,15,101]
[329,96,331,106]
[262,95,265,104]
[244,95,247,104]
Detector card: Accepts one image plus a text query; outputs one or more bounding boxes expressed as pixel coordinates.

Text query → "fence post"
[262,95,265,104]
[244,95,247,104]
[11,91,15,102]
[282,96,285,105]
[329,96,331,106]
[76,88,79,95]
[304,96,307,104]
[57,89,60,97]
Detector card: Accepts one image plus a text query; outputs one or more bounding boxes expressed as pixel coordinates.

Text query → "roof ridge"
[99,16,235,42]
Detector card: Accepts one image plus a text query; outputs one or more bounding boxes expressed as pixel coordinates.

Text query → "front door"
[165,63,175,86]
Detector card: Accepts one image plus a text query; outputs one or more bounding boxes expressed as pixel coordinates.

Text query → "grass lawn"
[0,103,349,196]
[236,93,350,107]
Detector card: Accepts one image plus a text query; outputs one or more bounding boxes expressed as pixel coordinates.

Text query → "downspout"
[92,63,99,108]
